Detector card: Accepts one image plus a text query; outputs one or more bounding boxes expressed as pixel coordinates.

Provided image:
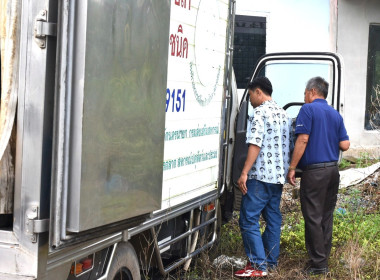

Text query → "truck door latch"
[25,206,49,243]
[34,10,57,49]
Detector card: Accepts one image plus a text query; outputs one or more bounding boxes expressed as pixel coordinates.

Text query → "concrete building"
[234,0,380,157]
[336,0,380,157]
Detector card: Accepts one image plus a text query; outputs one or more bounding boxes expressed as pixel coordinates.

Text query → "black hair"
[247,76,273,96]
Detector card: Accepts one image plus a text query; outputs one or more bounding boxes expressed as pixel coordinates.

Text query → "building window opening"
[233,15,266,89]
[365,24,380,130]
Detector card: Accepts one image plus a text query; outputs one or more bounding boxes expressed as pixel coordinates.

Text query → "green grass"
[339,158,351,169]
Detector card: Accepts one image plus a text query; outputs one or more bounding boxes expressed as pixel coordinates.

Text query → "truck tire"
[108,242,141,280]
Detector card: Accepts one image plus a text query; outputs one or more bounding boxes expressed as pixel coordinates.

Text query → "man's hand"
[237,172,248,195]
[287,169,296,186]
[287,134,308,187]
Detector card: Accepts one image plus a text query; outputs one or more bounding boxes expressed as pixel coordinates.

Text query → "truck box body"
[52,0,231,235]
[162,0,229,209]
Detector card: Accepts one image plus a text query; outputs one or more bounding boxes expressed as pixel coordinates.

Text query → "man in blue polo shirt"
[287,76,350,276]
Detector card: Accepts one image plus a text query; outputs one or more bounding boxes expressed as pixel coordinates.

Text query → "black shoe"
[305,267,329,275]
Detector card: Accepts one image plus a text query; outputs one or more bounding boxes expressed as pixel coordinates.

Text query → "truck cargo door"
[230,52,343,209]
[51,1,170,245]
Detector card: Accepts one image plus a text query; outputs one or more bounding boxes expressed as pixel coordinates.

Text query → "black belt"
[303,161,338,171]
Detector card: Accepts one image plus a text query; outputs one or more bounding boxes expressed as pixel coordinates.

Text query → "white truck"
[0,0,345,279]
[0,0,237,279]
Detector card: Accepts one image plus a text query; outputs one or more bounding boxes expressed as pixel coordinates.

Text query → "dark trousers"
[300,166,340,269]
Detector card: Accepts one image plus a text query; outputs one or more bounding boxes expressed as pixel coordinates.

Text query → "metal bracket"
[122,230,131,241]
[34,10,57,48]
[25,206,49,243]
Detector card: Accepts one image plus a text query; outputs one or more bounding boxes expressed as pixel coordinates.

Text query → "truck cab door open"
[230,52,343,209]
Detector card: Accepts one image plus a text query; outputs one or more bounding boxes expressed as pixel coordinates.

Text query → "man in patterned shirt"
[235,77,291,278]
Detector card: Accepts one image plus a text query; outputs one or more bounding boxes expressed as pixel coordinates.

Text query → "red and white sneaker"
[234,263,268,278]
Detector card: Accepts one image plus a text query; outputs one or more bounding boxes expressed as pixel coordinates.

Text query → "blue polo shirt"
[295,99,349,169]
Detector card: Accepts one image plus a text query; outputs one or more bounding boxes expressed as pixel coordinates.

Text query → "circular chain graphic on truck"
[191,0,222,106]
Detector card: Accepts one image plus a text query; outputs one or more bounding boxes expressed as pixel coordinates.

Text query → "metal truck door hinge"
[25,206,50,243]
[34,10,57,48]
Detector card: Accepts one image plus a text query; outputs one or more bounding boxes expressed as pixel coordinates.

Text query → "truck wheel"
[108,242,141,280]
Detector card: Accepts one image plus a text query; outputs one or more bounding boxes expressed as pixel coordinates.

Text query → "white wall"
[337,0,380,154]
[236,0,332,52]
[235,0,333,103]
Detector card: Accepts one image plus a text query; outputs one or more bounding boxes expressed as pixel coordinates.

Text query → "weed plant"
[339,158,351,169]
[356,152,374,168]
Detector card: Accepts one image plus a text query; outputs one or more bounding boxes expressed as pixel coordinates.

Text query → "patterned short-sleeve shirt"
[246,100,292,184]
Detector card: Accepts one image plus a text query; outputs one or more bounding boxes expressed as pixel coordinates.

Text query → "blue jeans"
[239,179,283,271]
